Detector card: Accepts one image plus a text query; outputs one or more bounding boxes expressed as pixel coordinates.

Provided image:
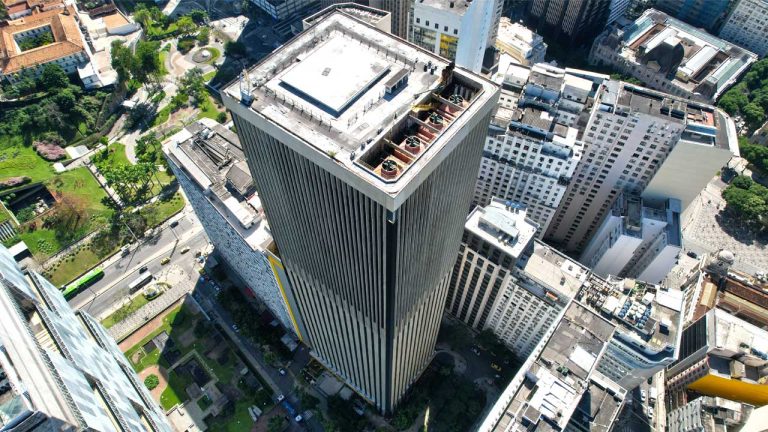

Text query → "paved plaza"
[683,177,768,275]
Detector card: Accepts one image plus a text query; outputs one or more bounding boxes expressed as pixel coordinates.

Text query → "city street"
[69,210,209,318]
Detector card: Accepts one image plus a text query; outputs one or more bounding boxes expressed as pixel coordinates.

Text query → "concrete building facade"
[445,198,538,330]
[162,119,302,337]
[525,0,628,44]
[410,0,501,73]
[0,245,172,432]
[222,12,498,413]
[719,0,768,58]
[474,63,589,234]
[546,81,737,255]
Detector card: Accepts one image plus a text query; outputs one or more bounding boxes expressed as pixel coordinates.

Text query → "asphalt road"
[69,212,209,318]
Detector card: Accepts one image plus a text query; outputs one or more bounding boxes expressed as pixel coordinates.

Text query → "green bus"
[62,267,104,299]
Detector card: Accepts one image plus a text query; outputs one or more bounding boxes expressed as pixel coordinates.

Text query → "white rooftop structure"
[466,198,538,260]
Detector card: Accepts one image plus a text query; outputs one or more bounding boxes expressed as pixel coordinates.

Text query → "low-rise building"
[719,0,768,58]
[163,119,304,339]
[0,245,172,432]
[0,6,90,83]
[580,194,682,284]
[494,17,546,66]
[2,0,63,20]
[666,308,768,409]
[478,302,623,432]
[667,396,753,432]
[589,9,757,103]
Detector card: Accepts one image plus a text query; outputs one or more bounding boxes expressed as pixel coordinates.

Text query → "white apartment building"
[474,63,590,234]
[581,194,682,284]
[720,0,768,58]
[484,240,586,357]
[446,198,538,330]
[494,17,546,65]
[546,80,737,254]
[410,0,501,73]
[163,119,302,337]
[589,9,757,103]
[0,245,172,432]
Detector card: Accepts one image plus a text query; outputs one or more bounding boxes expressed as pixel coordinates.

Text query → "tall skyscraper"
[655,0,732,32]
[0,245,172,432]
[222,11,498,413]
[369,0,413,39]
[525,0,624,44]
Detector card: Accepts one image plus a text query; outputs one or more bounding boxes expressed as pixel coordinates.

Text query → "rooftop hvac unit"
[429,112,444,125]
[405,136,421,155]
[381,159,398,179]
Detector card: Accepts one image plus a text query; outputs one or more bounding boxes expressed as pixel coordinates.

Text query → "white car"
[232,324,239,332]
[294,414,303,422]
[647,406,654,418]
[276,394,285,402]
[641,390,646,402]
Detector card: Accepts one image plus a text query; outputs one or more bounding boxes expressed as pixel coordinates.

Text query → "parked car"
[232,324,239,332]
[139,266,149,273]
[276,394,285,402]
[180,246,191,254]
[491,363,502,372]
[160,257,171,265]
[686,251,698,259]
[169,220,179,228]
[279,368,286,376]
[641,390,647,402]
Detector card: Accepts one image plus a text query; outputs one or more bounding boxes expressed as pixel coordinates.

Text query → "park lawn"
[125,304,192,372]
[197,93,223,121]
[207,396,261,432]
[142,192,184,227]
[202,70,216,82]
[0,144,55,183]
[153,105,172,127]
[47,245,105,287]
[55,167,114,215]
[101,294,151,328]
[160,384,183,411]
[97,143,130,167]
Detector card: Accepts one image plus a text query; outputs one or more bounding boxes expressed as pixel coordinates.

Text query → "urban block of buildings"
[0,0,139,88]
[589,9,757,103]
[0,245,172,432]
[223,10,498,413]
[162,118,301,337]
[546,78,737,255]
[580,193,682,284]
[410,0,502,73]
[718,0,768,58]
[478,301,624,432]
[494,17,546,66]
[0,5,89,82]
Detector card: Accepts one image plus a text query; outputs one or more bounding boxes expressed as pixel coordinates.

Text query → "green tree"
[176,16,196,36]
[723,185,767,222]
[111,40,134,85]
[267,416,286,432]
[731,175,754,190]
[38,64,68,91]
[144,374,160,390]
[197,26,210,45]
[224,40,246,57]
[718,85,749,115]
[133,8,151,28]
[743,102,765,130]
[132,41,163,83]
[178,67,206,106]
[188,9,207,24]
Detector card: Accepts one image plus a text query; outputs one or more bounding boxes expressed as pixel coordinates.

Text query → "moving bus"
[62,267,104,299]
[128,272,153,293]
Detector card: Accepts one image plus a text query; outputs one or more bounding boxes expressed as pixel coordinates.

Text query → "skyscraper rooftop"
[224,11,497,200]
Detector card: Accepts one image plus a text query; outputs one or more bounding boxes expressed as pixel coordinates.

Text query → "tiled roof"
[0,6,86,75]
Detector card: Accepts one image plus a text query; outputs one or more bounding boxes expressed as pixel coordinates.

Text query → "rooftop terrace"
[224,11,497,197]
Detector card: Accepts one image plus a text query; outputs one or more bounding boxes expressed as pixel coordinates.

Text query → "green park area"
[123,301,274,428]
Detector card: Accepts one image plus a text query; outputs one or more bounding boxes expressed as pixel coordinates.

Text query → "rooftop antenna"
[239,69,253,105]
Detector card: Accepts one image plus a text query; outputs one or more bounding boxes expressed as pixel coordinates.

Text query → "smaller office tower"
[484,240,586,357]
[304,2,393,33]
[478,302,622,432]
[445,198,538,330]
[719,0,768,58]
[580,194,682,284]
[494,17,547,66]
[369,0,413,39]
[476,63,593,234]
[223,11,499,413]
[655,0,732,32]
[666,309,768,408]
[410,0,501,73]
[162,119,302,337]
[0,245,172,432]
[589,9,757,104]
[525,0,619,45]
